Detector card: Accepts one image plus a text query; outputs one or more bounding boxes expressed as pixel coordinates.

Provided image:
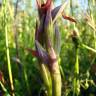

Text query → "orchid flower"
[27,0,76,96]
[34,0,76,68]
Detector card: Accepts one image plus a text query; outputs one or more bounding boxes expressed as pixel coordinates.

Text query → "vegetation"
[0,0,96,96]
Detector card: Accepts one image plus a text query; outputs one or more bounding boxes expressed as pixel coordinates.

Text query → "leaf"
[52,2,67,23]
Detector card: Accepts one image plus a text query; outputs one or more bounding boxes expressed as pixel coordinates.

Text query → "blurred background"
[0,0,96,96]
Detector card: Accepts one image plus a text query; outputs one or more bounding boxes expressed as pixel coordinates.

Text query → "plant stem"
[3,0,15,96]
[51,61,61,96]
[82,44,96,53]
[5,26,15,96]
[5,25,15,96]
[23,67,31,96]
[0,81,7,93]
[5,22,15,96]
[40,64,52,96]
[75,48,79,75]
[73,48,80,96]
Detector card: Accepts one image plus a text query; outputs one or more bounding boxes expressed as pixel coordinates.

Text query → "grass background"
[0,0,96,96]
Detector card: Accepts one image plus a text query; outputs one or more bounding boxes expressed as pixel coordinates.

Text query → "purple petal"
[35,40,50,64]
[51,2,67,23]
[51,5,61,20]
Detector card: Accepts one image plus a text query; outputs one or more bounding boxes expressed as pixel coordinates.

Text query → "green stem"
[5,22,15,96]
[51,61,61,96]
[75,48,79,74]
[73,48,80,96]
[23,67,31,96]
[0,81,10,96]
[82,44,96,53]
[40,64,52,96]
[3,0,15,96]
[0,81,7,93]
[5,26,15,96]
